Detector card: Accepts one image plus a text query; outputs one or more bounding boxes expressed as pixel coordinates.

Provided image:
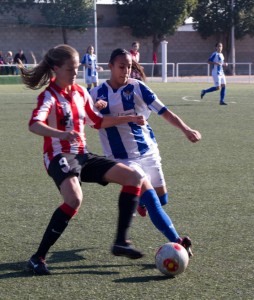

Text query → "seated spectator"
[14,49,27,75]
[4,51,15,75]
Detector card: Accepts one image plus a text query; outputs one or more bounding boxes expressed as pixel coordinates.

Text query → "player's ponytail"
[19,44,78,90]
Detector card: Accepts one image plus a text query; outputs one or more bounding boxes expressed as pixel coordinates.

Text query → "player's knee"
[126,169,143,187]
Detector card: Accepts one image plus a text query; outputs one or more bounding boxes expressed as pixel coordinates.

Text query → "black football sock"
[114,186,140,245]
[34,203,77,259]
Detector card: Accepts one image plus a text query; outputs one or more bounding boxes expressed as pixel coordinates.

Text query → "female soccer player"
[201,42,228,105]
[19,44,147,275]
[90,48,202,257]
[130,41,142,79]
[81,45,101,91]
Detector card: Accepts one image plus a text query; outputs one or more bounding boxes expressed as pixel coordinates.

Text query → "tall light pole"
[231,0,235,75]
[94,0,98,61]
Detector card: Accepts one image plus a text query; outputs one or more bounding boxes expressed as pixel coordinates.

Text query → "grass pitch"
[0,82,253,300]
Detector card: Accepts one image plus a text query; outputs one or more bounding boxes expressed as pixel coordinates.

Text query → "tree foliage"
[191,0,254,57]
[38,0,93,43]
[0,0,93,44]
[38,0,93,29]
[115,0,198,56]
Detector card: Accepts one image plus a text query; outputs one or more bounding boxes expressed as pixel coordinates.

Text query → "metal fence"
[1,63,253,84]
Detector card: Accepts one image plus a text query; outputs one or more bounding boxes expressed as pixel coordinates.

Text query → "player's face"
[132,44,139,53]
[109,54,132,88]
[216,43,223,53]
[54,55,80,89]
[88,47,94,54]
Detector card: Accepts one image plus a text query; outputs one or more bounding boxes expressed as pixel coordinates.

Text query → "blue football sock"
[205,86,217,93]
[220,86,226,103]
[159,193,168,206]
[141,189,180,242]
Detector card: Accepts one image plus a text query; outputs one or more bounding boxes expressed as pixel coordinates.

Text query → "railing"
[176,62,253,83]
[1,62,253,83]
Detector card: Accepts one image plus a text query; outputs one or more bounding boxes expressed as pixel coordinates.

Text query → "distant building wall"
[0,4,253,69]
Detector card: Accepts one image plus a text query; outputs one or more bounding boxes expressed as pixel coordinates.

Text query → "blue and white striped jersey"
[81,53,97,77]
[90,78,167,159]
[209,51,225,75]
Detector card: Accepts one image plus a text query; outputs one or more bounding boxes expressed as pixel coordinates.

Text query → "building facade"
[0,4,253,75]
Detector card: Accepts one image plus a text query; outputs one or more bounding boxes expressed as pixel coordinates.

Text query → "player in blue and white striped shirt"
[201,42,228,105]
[90,48,202,256]
[81,45,99,92]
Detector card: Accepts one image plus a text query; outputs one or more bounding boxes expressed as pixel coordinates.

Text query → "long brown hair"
[19,44,79,90]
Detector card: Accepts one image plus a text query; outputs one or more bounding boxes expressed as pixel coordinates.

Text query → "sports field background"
[0,82,253,299]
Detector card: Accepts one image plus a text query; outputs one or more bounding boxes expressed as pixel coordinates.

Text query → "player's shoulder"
[128,77,146,87]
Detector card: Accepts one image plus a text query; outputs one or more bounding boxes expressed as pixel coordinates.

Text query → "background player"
[201,42,228,105]
[81,45,102,91]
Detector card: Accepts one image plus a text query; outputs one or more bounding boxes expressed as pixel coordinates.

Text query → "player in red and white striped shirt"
[19,44,146,275]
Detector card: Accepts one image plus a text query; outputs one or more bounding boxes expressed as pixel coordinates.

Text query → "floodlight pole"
[161,40,168,83]
[231,0,235,75]
[94,0,98,62]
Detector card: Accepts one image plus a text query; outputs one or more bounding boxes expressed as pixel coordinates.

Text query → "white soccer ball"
[155,242,189,276]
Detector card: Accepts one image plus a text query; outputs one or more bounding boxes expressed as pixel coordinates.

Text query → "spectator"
[14,49,28,75]
[0,51,4,75]
[4,51,15,75]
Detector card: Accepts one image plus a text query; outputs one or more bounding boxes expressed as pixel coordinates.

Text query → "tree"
[0,0,93,44]
[115,0,198,63]
[38,0,93,44]
[191,0,254,60]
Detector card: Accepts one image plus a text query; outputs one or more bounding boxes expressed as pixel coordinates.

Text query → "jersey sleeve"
[28,89,54,126]
[138,81,167,115]
[81,54,87,65]
[208,52,216,62]
[83,88,103,129]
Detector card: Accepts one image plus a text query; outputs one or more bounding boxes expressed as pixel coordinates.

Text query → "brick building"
[0,4,253,75]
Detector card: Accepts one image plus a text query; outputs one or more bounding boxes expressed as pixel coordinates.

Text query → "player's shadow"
[0,248,135,278]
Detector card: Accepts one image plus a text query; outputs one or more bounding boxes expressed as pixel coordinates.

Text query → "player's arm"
[161,109,201,143]
[100,115,145,128]
[29,121,79,142]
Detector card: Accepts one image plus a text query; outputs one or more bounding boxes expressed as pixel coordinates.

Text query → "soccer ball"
[155,242,189,276]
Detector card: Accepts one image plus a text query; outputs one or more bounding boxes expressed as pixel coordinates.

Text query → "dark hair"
[131,59,146,81]
[19,44,79,90]
[109,48,131,64]
[215,42,222,47]
[86,45,94,53]
[132,41,139,47]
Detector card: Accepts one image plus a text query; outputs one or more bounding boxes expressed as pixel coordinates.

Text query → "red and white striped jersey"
[29,80,103,168]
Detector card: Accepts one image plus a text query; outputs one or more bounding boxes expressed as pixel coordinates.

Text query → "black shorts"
[48,152,117,189]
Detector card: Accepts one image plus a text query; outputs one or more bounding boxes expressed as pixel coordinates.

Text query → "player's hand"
[60,130,80,143]
[132,115,146,126]
[95,100,107,110]
[185,129,202,143]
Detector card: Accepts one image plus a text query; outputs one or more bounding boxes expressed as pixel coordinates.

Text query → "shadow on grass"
[0,248,139,278]
[113,263,175,283]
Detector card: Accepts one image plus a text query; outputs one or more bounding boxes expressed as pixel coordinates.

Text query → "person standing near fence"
[130,41,142,79]
[200,42,228,105]
[81,45,102,92]
[14,49,28,75]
